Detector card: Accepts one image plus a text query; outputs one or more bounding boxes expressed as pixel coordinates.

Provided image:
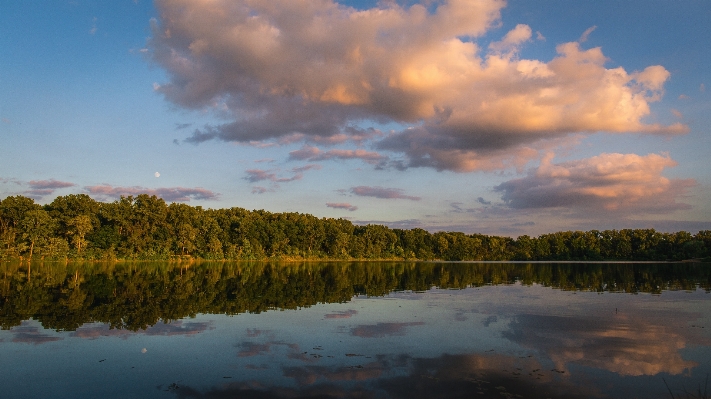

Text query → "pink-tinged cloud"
[351,186,421,201]
[84,185,219,202]
[150,0,686,173]
[289,145,387,165]
[292,164,322,173]
[578,25,597,43]
[20,179,76,198]
[245,165,320,186]
[350,322,425,338]
[28,179,75,190]
[326,203,358,212]
[324,309,358,319]
[494,153,695,213]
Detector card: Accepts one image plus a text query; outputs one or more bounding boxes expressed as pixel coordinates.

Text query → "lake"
[0,261,709,399]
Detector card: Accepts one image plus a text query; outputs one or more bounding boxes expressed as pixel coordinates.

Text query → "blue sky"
[1,0,710,236]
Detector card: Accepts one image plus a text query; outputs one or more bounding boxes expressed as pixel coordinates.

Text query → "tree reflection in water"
[0,261,709,399]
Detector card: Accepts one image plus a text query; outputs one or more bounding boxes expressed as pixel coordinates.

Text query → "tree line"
[1,194,710,262]
[2,261,709,331]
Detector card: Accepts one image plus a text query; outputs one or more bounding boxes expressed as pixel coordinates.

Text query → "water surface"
[1,261,709,398]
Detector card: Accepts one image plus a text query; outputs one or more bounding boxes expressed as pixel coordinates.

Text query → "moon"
[154,172,160,178]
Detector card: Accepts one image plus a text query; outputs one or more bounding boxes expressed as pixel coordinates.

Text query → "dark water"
[1,261,709,399]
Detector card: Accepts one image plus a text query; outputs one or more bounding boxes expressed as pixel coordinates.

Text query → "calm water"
[0,261,709,399]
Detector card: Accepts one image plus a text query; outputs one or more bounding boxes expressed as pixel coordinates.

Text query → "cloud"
[28,179,75,190]
[578,25,596,43]
[244,164,319,184]
[292,164,322,173]
[89,17,97,35]
[24,179,76,199]
[0,177,22,185]
[488,24,531,54]
[175,122,192,130]
[350,186,421,201]
[511,221,535,227]
[450,202,475,213]
[148,0,685,173]
[84,185,219,202]
[326,203,358,212]
[289,145,387,165]
[350,322,425,338]
[476,197,491,205]
[245,169,292,183]
[494,153,695,213]
[251,186,269,194]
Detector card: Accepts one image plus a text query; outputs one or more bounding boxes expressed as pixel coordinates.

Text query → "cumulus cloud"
[84,185,219,202]
[149,0,685,172]
[289,145,387,165]
[494,153,695,213]
[350,186,421,201]
[326,202,358,211]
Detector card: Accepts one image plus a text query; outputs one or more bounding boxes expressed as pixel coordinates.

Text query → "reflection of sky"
[0,285,709,399]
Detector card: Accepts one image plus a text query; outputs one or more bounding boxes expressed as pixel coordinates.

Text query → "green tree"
[19,209,54,259]
[67,215,94,254]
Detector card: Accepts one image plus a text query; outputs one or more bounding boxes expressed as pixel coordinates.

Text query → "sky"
[1,0,710,237]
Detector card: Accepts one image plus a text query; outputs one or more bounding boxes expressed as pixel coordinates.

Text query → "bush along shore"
[1,194,710,262]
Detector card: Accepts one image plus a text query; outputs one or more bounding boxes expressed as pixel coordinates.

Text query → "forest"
[1,193,710,262]
[2,261,709,331]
